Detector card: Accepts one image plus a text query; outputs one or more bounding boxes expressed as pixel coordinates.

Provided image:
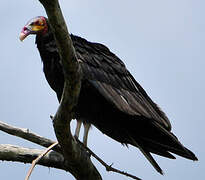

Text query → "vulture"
[19,16,197,174]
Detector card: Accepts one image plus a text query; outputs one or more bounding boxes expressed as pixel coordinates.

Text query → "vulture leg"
[74,120,82,139]
[83,123,91,146]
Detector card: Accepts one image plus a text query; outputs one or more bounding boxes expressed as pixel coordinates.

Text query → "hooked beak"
[19,26,33,41]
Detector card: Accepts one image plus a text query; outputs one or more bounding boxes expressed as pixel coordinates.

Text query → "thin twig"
[25,142,59,180]
[76,139,142,180]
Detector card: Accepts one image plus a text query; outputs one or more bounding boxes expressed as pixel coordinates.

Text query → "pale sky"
[0,0,204,180]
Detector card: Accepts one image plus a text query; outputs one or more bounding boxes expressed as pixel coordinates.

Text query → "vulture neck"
[35,24,56,63]
[35,24,64,101]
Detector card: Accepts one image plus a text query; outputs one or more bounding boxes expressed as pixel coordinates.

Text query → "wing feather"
[71,34,171,131]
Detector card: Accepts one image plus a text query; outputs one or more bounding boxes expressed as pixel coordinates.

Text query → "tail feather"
[141,137,198,161]
[145,145,176,159]
[140,149,164,175]
[130,137,164,174]
[127,120,197,174]
[151,122,198,161]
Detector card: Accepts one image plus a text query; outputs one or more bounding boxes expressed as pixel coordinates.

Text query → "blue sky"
[0,0,204,179]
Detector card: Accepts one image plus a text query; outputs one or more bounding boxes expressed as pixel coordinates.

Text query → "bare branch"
[0,121,99,179]
[25,142,58,180]
[0,120,140,180]
[0,144,99,178]
[37,0,102,179]
[76,139,142,180]
[0,144,65,170]
[0,121,61,153]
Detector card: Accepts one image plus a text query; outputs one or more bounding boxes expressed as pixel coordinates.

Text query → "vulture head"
[19,16,48,41]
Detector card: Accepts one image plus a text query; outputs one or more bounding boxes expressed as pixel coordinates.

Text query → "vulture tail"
[150,122,198,161]
[130,137,164,175]
[128,121,197,174]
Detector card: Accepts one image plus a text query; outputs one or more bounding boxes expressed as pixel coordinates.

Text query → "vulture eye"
[36,21,40,25]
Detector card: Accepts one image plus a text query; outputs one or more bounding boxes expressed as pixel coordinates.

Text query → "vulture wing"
[71,35,171,131]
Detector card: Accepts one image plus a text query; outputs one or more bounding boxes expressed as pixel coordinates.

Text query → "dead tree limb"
[0,121,61,152]
[25,142,59,180]
[0,121,141,180]
[0,144,65,170]
[37,0,102,179]
[76,139,142,180]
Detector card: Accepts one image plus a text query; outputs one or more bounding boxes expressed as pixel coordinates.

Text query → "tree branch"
[0,122,99,179]
[76,139,142,180]
[0,144,66,171]
[0,121,141,180]
[36,0,102,179]
[0,121,61,152]
[25,142,59,180]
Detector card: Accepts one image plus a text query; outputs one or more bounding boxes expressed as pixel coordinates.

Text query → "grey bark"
[0,144,66,170]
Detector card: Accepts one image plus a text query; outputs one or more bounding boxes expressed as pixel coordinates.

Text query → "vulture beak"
[19,25,33,41]
[19,33,27,41]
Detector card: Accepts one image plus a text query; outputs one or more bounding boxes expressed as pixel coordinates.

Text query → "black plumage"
[32,18,197,174]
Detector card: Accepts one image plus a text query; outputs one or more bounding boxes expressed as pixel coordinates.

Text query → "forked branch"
[0,121,142,180]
